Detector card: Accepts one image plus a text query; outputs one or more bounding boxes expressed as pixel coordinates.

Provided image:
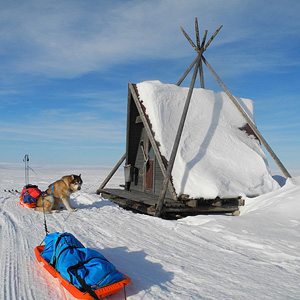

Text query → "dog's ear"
[71,175,74,180]
[79,174,81,178]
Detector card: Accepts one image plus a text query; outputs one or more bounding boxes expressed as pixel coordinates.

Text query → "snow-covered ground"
[1,163,300,300]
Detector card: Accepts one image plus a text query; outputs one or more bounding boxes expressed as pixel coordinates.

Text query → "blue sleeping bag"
[41,232,124,293]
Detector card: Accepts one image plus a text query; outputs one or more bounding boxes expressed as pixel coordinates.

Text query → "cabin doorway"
[145,139,154,191]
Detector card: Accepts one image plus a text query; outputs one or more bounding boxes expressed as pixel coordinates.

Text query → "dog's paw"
[51,210,60,213]
[68,208,77,212]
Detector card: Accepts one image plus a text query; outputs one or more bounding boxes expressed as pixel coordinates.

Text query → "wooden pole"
[96,153,126,194]
[204,25,223,51]
[180,26,199,54]
[155,56,201,217]
[199,60,205,89]
[194,18,205,88]
[201,55,292,178]
[201,30,208,48]
[199,30,207,89]
[195,18,200,49]
[177,26,222,86]
[177,56,198,86]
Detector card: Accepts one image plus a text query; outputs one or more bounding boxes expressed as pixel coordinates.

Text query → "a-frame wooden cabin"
[98,82,245,218]
[97,19,291,219]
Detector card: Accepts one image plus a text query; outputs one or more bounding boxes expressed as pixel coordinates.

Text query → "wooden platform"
[100,188,243,219]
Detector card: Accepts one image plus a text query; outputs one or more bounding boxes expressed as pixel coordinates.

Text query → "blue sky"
[1,0,300,175]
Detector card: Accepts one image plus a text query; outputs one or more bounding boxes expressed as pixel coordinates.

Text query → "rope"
[40,186,54,237]
[42,194,49,236]
[123,284,127,300]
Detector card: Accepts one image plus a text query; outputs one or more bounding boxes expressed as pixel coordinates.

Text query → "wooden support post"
[176,57,198,86]
[177,56,198,86]
[195,18,200,49]
[204,25,223,51]
[96,153,126,194]
[201,55,292,178]
[201,30,208,48]
[199,30,207,89]
[155,56,201,217]
[194,18,205,88]
[199,60,205,89]
[180,26,199,53]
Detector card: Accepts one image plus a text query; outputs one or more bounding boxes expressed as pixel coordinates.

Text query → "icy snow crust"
[136,80,279,198]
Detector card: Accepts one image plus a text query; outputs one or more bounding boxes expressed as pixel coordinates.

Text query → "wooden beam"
[177,56,198,86]
[128,82,178,199]
[199,30,207,89]
[201,30,208,48]
[96,153,126,194]
[201,55,292,178]
[194,18,205,88]
[177,25,222,86]
[180,26,199,54]
[199,60,205,89]
[204,25,223,51]
[195,18,200,48]
[155,55,202,217]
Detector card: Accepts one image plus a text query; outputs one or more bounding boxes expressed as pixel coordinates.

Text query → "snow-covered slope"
[136,81,279,198]
[0,163,299,300]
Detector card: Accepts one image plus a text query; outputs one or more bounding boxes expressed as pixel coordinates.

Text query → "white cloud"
[1,0,299,78]
[0,108,126,145]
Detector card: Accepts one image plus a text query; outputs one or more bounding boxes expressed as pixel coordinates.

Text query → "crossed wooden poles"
[154,18,291,217]
[97,18,291,218]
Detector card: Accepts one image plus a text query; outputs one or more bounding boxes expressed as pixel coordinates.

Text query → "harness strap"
[43,185,54,197]
[66,256,121,300]
[67,261,102,300]
[50,234,82,266]
[54,245,81,269]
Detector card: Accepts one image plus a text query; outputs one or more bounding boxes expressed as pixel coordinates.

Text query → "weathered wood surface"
[177,24,221,87]
[100,188,241,218]
[195,17,200,49]
[180,26,199,54]
[194,18,204,88]
[177,56,198,86]
[204,25,223,51]
[100,188,179,206]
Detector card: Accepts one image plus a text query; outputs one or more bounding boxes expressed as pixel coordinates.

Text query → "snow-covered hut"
[98,20,289,218]
[98,80,280,218]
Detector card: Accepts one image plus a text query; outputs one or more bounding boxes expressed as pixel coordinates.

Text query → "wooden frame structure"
[97,18,291,219]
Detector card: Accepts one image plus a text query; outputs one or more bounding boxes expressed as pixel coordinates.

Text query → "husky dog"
[35,174,82,213]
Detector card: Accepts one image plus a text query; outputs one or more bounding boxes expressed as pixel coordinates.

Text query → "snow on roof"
[136,80,279,198]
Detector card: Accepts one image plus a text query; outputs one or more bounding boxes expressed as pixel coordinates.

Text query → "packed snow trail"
[0,164,300,299]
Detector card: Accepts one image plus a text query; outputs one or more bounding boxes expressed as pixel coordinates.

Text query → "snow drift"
[136,80,279,198]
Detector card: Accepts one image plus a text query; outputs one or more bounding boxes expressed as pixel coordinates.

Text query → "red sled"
[34,245,131,299]
[20,199,36,208]
[20,186,42,208]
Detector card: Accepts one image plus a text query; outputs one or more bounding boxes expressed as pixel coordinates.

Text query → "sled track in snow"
[0,195,36,300]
